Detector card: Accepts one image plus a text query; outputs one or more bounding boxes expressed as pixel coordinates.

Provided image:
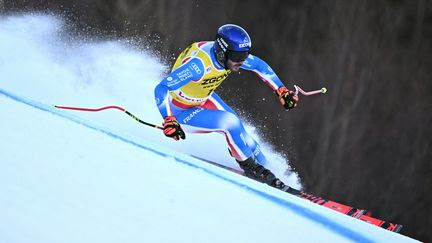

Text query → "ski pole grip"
[293,85,299,95]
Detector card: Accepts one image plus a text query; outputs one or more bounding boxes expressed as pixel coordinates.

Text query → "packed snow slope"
[0,14,418,243]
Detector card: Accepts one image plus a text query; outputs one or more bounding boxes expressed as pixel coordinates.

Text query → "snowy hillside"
[0,14,418,242]
[0,13,301,188]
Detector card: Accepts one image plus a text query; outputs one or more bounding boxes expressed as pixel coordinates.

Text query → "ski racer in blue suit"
[154,24,299,190]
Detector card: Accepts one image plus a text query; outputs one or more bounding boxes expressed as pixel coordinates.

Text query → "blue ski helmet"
[214,24,252,67]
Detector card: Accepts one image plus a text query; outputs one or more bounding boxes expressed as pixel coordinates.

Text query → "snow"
[0,13,301,188]
[0,14,418,243]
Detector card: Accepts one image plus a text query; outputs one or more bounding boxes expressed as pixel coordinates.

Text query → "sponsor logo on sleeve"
[190,62,202,75]
[176,68,193,82]
[166,76,182,87]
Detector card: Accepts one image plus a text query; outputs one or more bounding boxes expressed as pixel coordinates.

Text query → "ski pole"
[54,105,163,130]
[54,85,326,128]
[294,85,327,96]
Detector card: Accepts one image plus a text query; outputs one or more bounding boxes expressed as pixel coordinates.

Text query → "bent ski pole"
[54,105,163,130]
[294,85,327,96]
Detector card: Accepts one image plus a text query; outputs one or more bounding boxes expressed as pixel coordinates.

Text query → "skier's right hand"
[163,116,186,141]
[276,86,299,110]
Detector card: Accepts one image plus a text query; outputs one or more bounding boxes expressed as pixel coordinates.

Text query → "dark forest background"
[2,0,431,241]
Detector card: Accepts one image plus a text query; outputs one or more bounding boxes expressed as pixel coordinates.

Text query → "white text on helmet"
[217,38,228,52]
[239,42,251,48]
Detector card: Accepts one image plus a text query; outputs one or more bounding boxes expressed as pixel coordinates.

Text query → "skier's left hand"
[276,86,299,110]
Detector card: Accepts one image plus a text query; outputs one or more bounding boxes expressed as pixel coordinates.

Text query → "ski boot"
[237,157,292,192]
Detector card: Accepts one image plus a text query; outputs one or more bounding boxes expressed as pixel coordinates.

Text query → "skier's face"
[226,59,244,72]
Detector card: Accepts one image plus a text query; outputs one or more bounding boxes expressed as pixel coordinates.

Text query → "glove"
[276,86,299,110]
[163,116,186,140]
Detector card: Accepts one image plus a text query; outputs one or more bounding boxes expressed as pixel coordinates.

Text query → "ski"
[283,187,403,232]
[193,157,367,218]
[358,214,403,233]
[283,187,366,219]
[192,155,403,232]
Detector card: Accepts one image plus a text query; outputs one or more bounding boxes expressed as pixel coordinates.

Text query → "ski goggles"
[226,50,249,62]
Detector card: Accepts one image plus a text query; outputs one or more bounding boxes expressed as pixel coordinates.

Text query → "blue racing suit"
[154,41,286,165]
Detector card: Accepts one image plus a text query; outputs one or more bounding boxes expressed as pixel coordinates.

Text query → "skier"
[154,24,298,190]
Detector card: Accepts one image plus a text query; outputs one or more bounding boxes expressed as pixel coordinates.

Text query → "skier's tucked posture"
[154,24,298,190]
